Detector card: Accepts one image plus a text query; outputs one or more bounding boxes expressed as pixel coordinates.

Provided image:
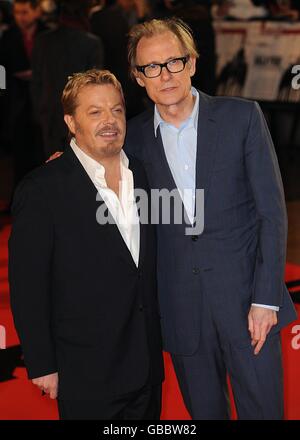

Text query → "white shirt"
[70,138,140,267]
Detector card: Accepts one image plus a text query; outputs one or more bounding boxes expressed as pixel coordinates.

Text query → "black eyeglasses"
[135,55,190,78]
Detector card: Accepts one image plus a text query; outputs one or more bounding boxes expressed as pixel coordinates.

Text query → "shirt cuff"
[251,303,279,312]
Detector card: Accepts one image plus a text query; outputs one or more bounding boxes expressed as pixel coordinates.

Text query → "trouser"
[171,292,283,420]
[57,382,162,420]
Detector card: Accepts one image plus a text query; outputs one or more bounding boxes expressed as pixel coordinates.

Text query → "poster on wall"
[214,21,300,102]
[214,21,248,97]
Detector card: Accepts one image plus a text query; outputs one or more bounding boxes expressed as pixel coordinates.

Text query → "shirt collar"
[70,137,129,185]
[154,86,199,137]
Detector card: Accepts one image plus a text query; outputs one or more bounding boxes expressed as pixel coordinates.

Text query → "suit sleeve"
[8,177,57,379]
[244,101,287,308]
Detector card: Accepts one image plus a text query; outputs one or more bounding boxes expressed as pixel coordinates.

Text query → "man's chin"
[101,143,123,158]
[157,92,182,106]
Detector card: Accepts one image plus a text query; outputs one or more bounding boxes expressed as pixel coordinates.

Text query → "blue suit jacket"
[125,91,297,355]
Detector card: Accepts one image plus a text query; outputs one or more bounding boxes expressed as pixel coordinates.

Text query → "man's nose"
[160,65,173,81]
[102,110,116,124]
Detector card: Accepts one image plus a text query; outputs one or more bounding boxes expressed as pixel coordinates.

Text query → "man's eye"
[90,111,100,115]
[168,59,180,66]
[148,64,159,70]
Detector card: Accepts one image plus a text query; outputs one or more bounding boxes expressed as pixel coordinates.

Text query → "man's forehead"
[76,84,123,106]
[136,32,184,63]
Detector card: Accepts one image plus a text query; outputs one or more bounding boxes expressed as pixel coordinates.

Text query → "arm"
[244,102,287,353]
[8,177,57,379]
[245,101,287,307]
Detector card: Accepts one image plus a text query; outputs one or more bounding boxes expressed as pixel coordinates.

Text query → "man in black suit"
[31,0,104,158]
[0,0,47,188]
[90,0,145,118]
[9,69,164,420]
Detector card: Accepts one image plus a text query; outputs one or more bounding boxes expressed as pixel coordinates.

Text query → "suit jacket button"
[193,267,200,275]
[192,235,198,242]
[139,305,144,311]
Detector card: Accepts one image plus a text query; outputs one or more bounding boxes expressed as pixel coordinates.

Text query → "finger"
[46,155,55,163]
[50,388,58,399]
[264,324,272,337]
[248,314,254,339]
[43,386,50,395]
[254,337,266,355]
[46,153,60,163]
[252,323,261,344]
[251,338,258,347]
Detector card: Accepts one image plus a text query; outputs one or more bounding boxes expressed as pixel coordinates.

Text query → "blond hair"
[128,18,199,78]
[61,69,125,115]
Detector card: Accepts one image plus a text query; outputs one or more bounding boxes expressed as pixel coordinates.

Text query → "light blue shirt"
[154,87,198,225]
[154,86,279,312]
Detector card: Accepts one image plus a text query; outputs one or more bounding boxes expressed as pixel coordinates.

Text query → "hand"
[46,151,63,163]
[248,306,278,355]
[32,372,58,399]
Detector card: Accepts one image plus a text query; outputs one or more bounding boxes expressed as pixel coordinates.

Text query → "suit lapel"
[127,158,146,271]
[142,115,178,192]
[195,91,219,209]
[141,92,220,223]
[63,146,138,271]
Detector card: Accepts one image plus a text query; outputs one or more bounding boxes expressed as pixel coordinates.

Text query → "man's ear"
[188,56,197,78]
[134,70,145,88]
[64,114,75,135]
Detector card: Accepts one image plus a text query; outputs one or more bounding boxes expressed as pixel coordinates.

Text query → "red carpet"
[0,222,300,420]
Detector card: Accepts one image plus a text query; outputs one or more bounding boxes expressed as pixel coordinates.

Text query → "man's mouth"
[100,131,118,137]
[97,129,119,139]
[161,86,177,92]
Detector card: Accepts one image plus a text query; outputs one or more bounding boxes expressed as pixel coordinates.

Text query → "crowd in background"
[0,0,299,196]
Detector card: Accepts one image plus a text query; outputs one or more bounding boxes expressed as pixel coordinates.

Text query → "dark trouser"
[171,294,284,420]
[57,383,162,420]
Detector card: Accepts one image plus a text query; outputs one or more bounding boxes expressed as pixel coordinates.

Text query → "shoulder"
[127,108,153,131]
[200,90,256,115]
[127,154,149,186]
[125,108,154,154]
[16,153,69,194]
[199,91,259,132]
[128,154,144,171]
[0,25,20,43]
[34,28,59,48]
[84,31,102,44]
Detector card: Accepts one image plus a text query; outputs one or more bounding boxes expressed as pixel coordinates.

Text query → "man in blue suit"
[125,17,297,419]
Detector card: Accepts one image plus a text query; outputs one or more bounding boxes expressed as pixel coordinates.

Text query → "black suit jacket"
[0,22,47,141]
[8,147,164,400]
[90,6,146,118]
[31,26,104,157]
